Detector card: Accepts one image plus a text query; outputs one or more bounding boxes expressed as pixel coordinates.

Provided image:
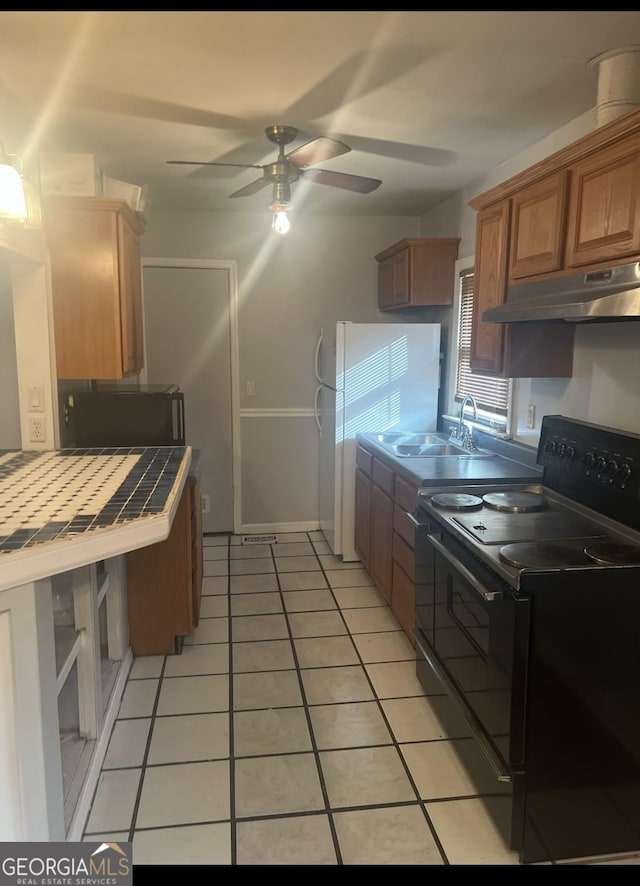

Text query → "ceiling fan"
[166,124,382,200]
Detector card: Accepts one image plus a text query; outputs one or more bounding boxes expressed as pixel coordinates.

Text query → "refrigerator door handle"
[314,385,323,433]
[315,330,325,384]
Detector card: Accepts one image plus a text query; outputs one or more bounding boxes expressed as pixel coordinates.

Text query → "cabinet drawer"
[356,445,374,477]
[394,476,419,512]
[394,505,416,550]
[372,457,394,497]
[393,530,415,581]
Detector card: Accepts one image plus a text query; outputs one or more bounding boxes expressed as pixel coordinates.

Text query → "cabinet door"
[378,250,408,309]
[391,559,415,637]
[354,468,372,568]
[565,135,640,267]
[470,201,511,375]
[190,481,203,627]
[45,201,124,379]
[369,484,393,602]
[126,483,193,655]
[44,197,145,380]
[509,172,568,280]
[117,215,145,374]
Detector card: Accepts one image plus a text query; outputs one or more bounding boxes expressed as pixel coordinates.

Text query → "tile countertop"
[356,431,542,488]
[0,445,191,594]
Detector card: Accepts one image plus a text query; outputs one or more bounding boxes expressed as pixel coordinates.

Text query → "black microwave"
[60,384,186,448]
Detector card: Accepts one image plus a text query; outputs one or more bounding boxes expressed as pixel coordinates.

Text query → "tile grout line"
[225,535,237,867]
[310,538,451,865]
[126,655,168,842]
[264,532,344,864]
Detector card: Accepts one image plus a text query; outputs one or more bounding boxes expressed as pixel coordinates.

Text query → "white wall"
[419,107,640,442]
[141,210,453,527]
[0,265,22,449]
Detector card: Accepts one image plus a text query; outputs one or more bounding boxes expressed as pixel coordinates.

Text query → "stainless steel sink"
[372,431,492,458]
[374,432,449,447]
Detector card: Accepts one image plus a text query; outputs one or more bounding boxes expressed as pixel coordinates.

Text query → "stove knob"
[557,442,566,458]
[606,459,620,477]
[583,452,596,469]
[596,456,608,474]
[565,445,576,462]
[620,463,633,482]
[544,440,557,455]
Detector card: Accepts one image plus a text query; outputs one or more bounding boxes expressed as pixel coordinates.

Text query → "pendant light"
[0,143,27,222]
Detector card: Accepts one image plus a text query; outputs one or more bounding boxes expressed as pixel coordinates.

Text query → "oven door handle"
[427,533,503,602]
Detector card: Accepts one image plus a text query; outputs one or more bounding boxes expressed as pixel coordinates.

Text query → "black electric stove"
[413,415,640,865]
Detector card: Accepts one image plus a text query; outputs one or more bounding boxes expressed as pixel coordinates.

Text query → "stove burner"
[430,492,483,511]
[499,541,593,569]
[482,491,548,513]
[584,542,640,565]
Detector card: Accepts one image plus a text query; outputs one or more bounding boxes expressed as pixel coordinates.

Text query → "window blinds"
[455,270,510,419]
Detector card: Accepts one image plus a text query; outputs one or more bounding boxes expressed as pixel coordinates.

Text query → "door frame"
[140,257,241,534]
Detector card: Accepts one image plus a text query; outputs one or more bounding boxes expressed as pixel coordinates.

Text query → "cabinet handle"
[314,386,322,432]
[315,331,324,383]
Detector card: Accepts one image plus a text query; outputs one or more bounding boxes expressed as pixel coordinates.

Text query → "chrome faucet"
[456,394,478,448]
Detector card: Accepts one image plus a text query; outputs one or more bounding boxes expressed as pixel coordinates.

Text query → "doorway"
[140,259,240,534]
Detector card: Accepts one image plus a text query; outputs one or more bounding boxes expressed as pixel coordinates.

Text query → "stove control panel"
[538,416,638,493]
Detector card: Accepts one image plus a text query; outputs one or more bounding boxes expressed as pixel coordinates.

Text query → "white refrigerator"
[314,321,442,560]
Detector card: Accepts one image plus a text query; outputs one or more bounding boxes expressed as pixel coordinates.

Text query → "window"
[454,269,511,433]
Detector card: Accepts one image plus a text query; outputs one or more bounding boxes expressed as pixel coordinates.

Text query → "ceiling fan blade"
[167,160,264,169]
[228,177,270,198]
[302,168,381,194]
[286,136,350,168]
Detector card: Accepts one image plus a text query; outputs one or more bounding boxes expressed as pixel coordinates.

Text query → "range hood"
[483,261,640,323]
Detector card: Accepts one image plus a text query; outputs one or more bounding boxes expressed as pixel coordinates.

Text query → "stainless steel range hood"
[483,261,640,323]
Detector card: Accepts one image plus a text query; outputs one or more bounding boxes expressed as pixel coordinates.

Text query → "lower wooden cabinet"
[190,479,204,627]
[354,443,419,639]
[392,559,416,637]
[126,479,202,655]
[369,485,393,602]
[354,468,372,569]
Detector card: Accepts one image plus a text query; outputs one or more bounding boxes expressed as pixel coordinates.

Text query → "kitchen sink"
[375,432,445,446]
[372,431,492,458]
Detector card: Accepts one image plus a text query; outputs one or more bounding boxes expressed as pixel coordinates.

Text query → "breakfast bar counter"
[0,445,192,842]
[0,445,192,592]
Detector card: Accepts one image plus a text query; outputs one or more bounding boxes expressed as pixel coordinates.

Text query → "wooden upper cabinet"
[471,199,575,379]
[43,196,145,380]
[565,133,640,268]
[375,238,460,310]
[470,201,510,375]
[509,171,569,280]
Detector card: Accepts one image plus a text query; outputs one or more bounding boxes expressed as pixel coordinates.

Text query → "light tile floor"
[82,531,640,866]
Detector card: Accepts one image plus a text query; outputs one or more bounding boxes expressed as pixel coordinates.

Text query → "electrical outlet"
[526,404,536,429]
[201,494,210,514]
[29,416,47,442]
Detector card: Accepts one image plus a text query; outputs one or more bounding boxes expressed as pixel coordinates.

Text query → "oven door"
[415,524,530,776]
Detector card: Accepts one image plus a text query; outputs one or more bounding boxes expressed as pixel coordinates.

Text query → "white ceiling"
[2,11,640,219]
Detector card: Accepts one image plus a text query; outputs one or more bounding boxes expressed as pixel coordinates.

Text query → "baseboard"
[66,648,133,842]
[240,521,320,534]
